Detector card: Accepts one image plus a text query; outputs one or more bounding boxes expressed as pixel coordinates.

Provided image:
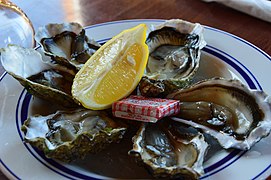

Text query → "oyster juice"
[1,19,271,179]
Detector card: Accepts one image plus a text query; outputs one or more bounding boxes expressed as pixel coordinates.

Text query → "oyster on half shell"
[0,45,78,107]
[167,78,271,150]
[35,22,101,70]
[139,19,206,97]
[129,119,208,179]
[21,109,127,162]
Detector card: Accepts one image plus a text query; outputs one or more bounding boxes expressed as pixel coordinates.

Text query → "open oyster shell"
[139,19,206,97]
[35,22,101,70]
[129,119,208,179]
[168,78,271,150]
[0,45,78,107]
[21,109,127,162]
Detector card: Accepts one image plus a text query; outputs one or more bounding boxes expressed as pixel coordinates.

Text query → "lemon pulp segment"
[94,43,144,104]
[72,24,149,110]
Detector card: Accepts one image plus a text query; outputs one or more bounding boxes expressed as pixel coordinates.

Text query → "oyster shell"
[21,109,127,162]
[0,45,78,107]
[139,19,206,97]
[167,78,271,150]
[129,119,208,179]
[35,22,101,70]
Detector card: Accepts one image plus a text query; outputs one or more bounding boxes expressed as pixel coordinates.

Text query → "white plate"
[1,19,271,180]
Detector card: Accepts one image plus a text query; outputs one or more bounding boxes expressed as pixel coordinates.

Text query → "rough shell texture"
[139,19,206,97]
[35,22,100,70]
[21,109,127,162]
[168,78,271,150]
[0,45,79,107]
[147,19,206,53]
[129,119,208,179]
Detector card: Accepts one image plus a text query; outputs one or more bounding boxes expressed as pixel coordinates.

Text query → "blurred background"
[0,0,271,179]
[5,0,271,53]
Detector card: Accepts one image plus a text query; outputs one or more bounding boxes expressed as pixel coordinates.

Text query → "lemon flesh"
[72,24,149,110]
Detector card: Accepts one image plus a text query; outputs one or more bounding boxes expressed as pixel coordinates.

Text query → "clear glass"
[0,0,35,48]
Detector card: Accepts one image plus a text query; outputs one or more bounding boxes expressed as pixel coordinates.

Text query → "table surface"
[0,0,271,179]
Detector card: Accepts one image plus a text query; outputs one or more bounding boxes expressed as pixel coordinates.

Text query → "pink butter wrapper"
[112,95,180,123]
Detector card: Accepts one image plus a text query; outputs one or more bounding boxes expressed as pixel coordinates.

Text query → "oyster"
[35,22,101,70]
[139,19,206,97]
[21,109,127,162]
[167,78,271,150]
[129,119,208,179]
[0,45,78,107]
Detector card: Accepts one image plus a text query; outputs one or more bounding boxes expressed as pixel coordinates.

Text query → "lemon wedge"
[72,24,149,110]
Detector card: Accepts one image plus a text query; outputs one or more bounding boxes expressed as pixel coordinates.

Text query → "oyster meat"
[129,119,208,179]
[139,19,206,97]
[167,78,271,150]
[0,45,78,107]
[21,109,127,162]
[35,22,101,70]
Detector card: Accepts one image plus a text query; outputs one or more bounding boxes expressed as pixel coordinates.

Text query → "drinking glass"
[0,0,35,48]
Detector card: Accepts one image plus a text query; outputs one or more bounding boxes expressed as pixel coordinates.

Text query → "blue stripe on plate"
[201,150,248,179]
[84,19,164,29]
[0,72,7,81]
[0,19,269,179]
[17,93,244,179]
[204,26,271,62]
[85,19,271,63]
[0,158,20,180]
[252,163,271,180]
[16,45,259,179]
[203,149,241,174]
[204,45,261,90]
[16,90,77,180]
